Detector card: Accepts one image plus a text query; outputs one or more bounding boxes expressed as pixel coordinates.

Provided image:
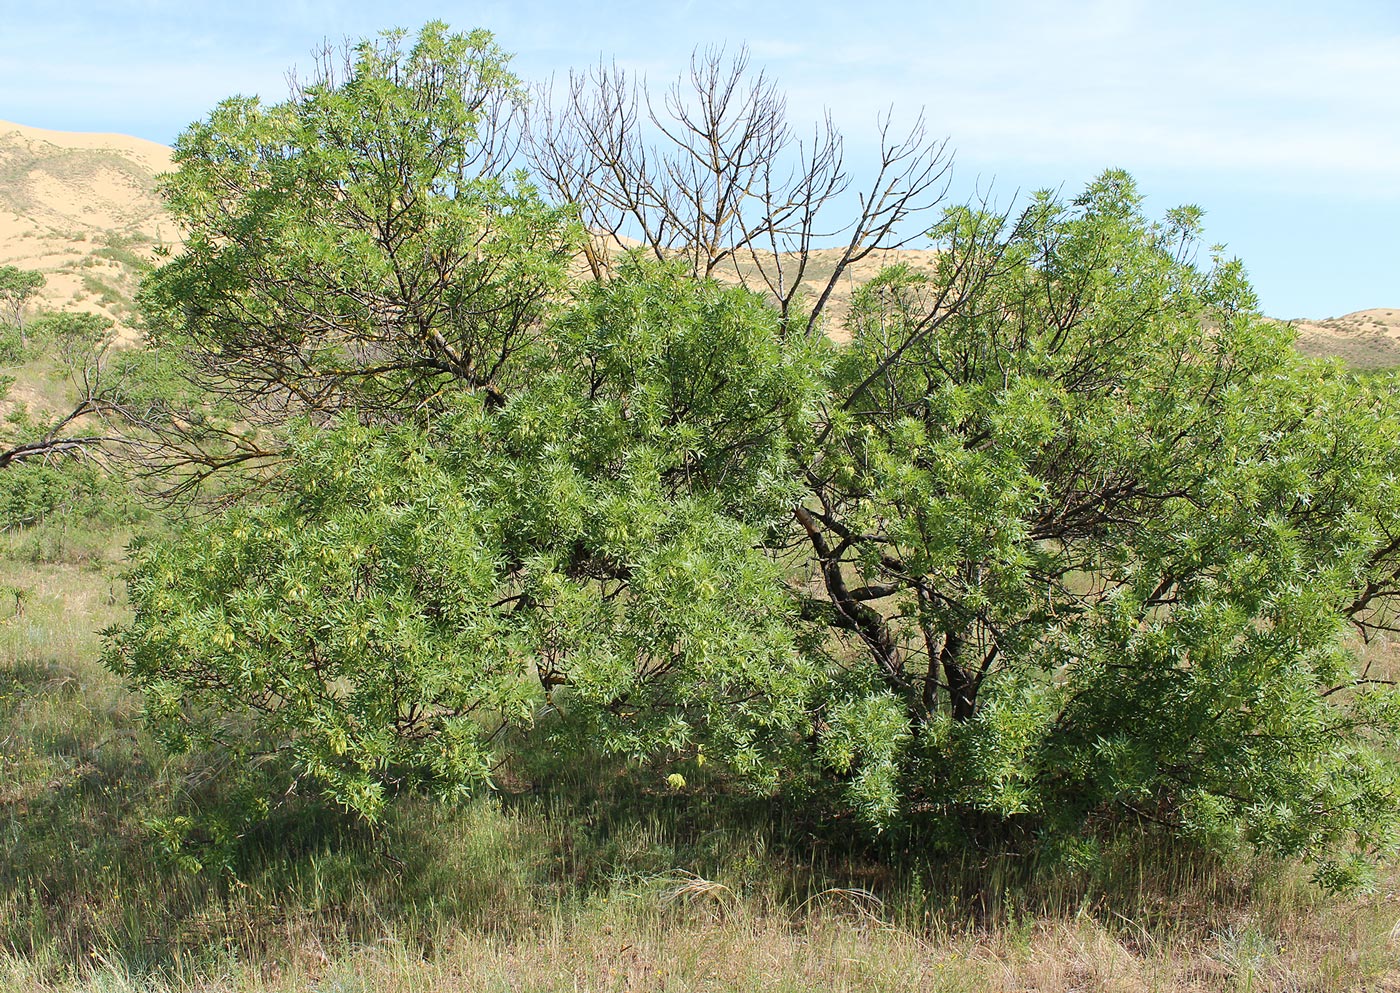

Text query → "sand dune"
[0,120,170,172]
[0,120,173,340]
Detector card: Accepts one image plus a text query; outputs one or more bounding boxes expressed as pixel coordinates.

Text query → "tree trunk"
[941,631,976,722]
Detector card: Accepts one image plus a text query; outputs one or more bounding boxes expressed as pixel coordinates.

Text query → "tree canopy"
[107,22,1400,886]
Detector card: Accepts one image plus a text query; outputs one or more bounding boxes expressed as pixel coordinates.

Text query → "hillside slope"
[0,120,172,339]
[1,120,1395,365]
[1293,308,1400,369]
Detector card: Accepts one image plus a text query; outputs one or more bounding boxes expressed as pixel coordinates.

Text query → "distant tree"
[0,310,186,489]
[0,312,120,472]
[0,265,45,351]
[0,263,45,355]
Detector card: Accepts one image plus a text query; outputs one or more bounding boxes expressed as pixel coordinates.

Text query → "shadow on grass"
[0,656,1269,984]
[502,745,1255,936]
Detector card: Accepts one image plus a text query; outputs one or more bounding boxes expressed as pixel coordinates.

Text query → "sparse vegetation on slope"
[1294,308,1400,369]
[0,120,172,337]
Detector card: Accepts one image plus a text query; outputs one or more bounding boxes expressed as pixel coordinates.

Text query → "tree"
[0,308,185,537]
[138,22,579,440]
[111,24,1400,883]
[112,258,827,821]
[0,265,45,339]
[526,47,964,334]
[113,25,829,822]
[0,313,119,472]
[794,174,1400,881]
[0,310,159,536]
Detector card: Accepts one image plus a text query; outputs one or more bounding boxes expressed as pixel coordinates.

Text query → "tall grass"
[1,516,1397,991]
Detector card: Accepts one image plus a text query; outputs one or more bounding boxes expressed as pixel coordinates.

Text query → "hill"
[0,120,173,340]
[1293,308,1400,369]
[1,120,1395,365]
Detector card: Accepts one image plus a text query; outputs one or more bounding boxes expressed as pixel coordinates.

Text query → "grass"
[1,522,1398,990]
[77,273,127,312]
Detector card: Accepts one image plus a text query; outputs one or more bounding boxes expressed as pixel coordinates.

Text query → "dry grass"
[2,529,1399,991]
[1,898,1396,991]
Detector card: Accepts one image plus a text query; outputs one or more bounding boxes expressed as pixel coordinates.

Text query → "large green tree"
[114,23,830,821]
[110,23,1400,883]
[114,259,827,819]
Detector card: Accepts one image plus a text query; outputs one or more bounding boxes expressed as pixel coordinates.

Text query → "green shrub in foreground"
[106,22,1400,885]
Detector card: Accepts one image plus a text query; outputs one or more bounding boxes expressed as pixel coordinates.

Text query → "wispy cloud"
[761,3,1400,199]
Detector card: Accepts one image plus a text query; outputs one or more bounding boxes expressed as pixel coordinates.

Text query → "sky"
[1,0,1396,319]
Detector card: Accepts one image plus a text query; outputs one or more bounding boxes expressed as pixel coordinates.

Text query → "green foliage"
[112,24,1400,882]
[807,171,1400,877]
[139,20,579,425]
[0,458,132,535]
[25,310,114,355]
[0,309,142,540]
[94,230,156,275]
[111,418,530,820]
[79,272,126,310]
[0,461,72,529]
[111,258,830,821]
[1,312,115,480]
[0,265,44,330]
[0,310,116,369]
[0,328,20,364]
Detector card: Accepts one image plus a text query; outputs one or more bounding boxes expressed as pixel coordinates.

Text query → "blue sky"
[2,0,1396,318]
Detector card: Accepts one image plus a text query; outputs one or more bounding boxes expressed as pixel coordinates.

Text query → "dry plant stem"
[528,45,956,334]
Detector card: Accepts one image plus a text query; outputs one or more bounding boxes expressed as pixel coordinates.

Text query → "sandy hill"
[1,120,1395,367]
[725,245,943,343]
[0,120,173,339]
[1292,309,1400,370]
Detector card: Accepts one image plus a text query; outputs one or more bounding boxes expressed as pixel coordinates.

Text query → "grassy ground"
[2,516,1399,992]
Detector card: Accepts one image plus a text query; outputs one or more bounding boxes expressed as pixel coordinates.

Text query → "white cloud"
[763,4,1400,199]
